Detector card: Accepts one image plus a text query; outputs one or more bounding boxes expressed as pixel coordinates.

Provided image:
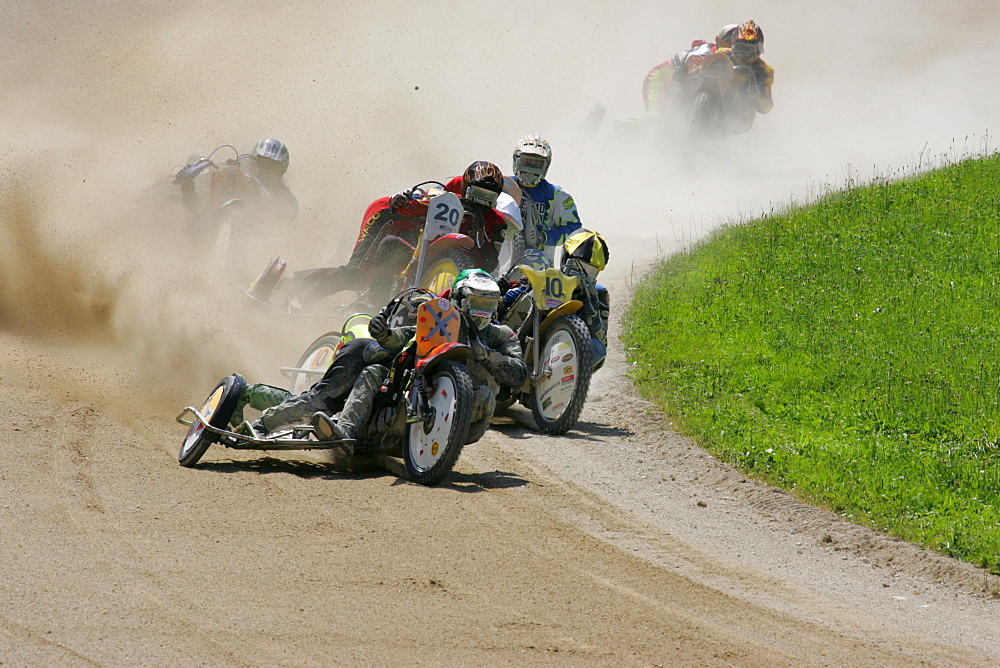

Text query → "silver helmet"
[512,134,552,188]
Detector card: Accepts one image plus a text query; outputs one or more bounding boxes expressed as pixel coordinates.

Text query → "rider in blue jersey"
[511,135,581,263]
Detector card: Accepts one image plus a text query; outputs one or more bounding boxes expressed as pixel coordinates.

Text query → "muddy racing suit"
[329,318,528,444]
[294,177,508,306]
[230,337,379,434]
[513,177,581,261]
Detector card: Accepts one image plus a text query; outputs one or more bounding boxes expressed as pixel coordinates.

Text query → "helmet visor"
[464,184,499,208]
[566,257,601,279]
[515,154,548,186]
[466,294,500,329]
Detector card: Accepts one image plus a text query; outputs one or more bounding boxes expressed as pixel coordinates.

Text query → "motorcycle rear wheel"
[403,360,474,485]
[528,314,593,435]
[179,374,246,467]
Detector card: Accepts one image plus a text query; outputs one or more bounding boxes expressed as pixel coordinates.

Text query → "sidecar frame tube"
[176,406,354,451]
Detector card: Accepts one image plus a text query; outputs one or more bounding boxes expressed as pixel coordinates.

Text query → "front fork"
[406,373,435,429]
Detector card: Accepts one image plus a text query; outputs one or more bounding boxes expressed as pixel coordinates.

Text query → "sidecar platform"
[176,406,354,451]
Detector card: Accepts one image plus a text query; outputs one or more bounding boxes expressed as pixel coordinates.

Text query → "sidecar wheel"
[418,248,473,294]
[179,374,246,467]
[290,333,342,394]
[529,314,593,435]
[403,360,474,485]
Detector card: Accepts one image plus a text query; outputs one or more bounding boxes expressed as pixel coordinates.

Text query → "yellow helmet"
[562,229,609,272]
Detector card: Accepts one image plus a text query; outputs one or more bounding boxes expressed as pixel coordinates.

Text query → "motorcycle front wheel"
[179,374,246,467]
[418,248,473,294]
[403,360,474,485]
[528,314,593,435]
[690,90,720,140]
[290,333,341,394]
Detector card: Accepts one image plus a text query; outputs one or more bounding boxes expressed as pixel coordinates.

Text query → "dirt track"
[3,1,1000,665]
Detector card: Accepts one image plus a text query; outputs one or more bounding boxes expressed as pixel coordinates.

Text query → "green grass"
[623,153,1000,574]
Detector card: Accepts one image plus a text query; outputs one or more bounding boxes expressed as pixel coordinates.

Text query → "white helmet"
[512,134,551,188]
[451,269,501,331]
[252,138,289,177]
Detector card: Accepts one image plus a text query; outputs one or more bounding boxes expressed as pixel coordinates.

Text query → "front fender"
[427,233,475,254]
[539,300,583,338]
[415,342,473,372]
[218,197,246,213]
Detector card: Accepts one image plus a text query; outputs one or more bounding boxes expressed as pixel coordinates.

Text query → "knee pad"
[471,385,497,423]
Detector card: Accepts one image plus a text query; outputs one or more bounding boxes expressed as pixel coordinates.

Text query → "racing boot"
[234,419,267,439]
[311,412,355,470]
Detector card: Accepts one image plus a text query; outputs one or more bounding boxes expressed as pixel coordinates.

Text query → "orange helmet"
[732,20,764,63]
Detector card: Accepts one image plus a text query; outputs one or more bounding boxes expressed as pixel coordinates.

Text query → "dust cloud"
[1,0,998,407]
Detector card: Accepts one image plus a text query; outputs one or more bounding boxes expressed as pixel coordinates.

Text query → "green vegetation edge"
[623,153,1000,574]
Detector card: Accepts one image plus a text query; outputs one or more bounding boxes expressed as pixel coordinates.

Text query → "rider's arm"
[544,187,582,248]
[752,60,775,114]
[362,325,417,364]
[480,324,529,389]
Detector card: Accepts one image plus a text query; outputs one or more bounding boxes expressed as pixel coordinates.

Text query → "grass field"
[623,152,1000,574]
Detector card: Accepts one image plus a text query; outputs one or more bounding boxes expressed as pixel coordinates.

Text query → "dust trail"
[1,0,998,412]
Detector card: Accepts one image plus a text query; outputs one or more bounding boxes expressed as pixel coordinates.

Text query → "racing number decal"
[521,266,580,310]
[424,192,464,240]
[544,276,565,301]
[433,201,461,228]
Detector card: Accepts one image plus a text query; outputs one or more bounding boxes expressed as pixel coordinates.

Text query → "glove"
[368,313,390,340]
[497,276,511,294]
[469,335,489,363]
[388,189,413,211]
[594,327,608,346]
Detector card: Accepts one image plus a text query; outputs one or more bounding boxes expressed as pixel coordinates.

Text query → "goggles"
[514,153,548,181]
[464,184,500,208]
[466,294,500,319]
[732,41,759,63]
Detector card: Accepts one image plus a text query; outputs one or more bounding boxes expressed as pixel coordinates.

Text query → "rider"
[510,135,582,262]
[247,138,299,223]
[641,24,737,116]
[312,270,528,456]
[230,291,435,437]
[500,229,611,369]
[716,20,774,118]
[293,161,510,307]
[173,138,298,237]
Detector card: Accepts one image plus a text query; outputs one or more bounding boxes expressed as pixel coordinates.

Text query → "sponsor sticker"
[545,297,562,309]
[542,396,552,410]
[563,365,574,375]
[437,298,450,311]
[561,353,573,362]
[561,374,575,383]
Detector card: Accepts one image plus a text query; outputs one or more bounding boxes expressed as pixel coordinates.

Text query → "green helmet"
[451,269,501,330]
